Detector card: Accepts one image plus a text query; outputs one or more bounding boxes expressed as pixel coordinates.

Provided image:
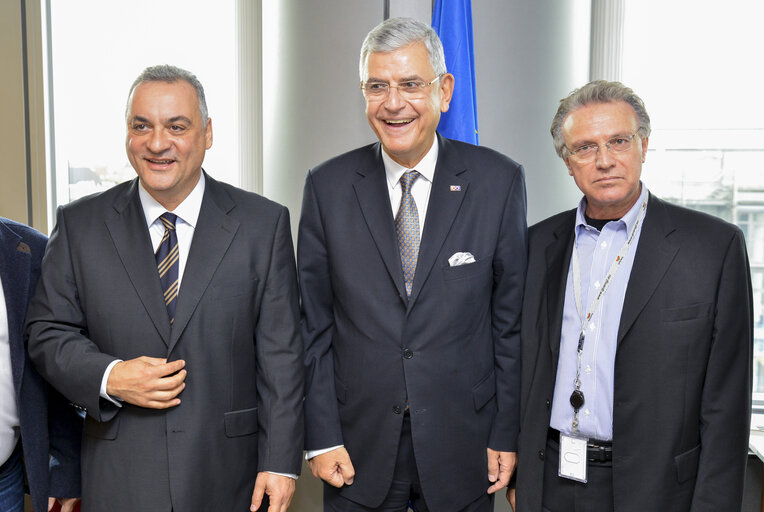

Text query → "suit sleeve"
[298,171,344,450]
[26,230,82,498]
[46,386,82,498]
[690,229,752,511]
[488,165,528,452]
[26,207,119,422]
[255,206,305,475]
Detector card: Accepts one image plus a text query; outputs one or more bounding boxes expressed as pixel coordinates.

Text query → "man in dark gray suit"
[299,17,527,512]
[26,65,304,512]
[510,80,752,511]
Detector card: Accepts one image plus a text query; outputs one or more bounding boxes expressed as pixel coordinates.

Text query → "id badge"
[558,433,588,483]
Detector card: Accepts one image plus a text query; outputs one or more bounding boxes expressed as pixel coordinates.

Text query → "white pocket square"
[448,252,476,266]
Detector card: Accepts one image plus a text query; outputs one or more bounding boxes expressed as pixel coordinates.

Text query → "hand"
[507,487,516,511]
[48,497,80,512]
[308,446,355,488]
[486,448,516,494]
[251,473,295,512]
[106,356,186,408]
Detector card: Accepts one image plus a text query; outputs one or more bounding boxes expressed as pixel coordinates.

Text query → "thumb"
[487,452,499,482]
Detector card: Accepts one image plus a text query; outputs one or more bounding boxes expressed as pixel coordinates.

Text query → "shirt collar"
[382,137,439,189]
[575,182,649,235]
[138,171,206,229]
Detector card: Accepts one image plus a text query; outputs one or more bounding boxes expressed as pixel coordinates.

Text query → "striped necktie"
[156,213,179,323]
[395,170,421,298]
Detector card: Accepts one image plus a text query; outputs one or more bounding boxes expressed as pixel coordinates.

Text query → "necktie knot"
[160,213,178,231]
[400,170,420,193]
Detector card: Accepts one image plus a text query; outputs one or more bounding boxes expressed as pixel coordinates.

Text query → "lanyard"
[568,200,646,433]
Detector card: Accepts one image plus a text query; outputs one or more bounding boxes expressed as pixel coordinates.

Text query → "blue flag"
[432,0,478,145]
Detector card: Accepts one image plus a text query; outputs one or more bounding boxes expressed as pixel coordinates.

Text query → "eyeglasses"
[566,133,639,163]
[360,75,444,101]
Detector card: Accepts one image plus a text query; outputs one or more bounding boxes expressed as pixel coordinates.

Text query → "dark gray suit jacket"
[299,135,528,511]
[515,194,752,511]
[1,218,81,512]
[26,174,304,512]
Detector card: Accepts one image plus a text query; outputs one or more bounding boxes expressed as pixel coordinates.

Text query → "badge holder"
[559,432,588,483]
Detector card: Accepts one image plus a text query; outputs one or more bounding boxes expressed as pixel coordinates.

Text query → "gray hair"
[359,17,447,81]
[126,64,208,126]
[550,80,651,159]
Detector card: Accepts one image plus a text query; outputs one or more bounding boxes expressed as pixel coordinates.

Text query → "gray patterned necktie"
[395,170,421,298]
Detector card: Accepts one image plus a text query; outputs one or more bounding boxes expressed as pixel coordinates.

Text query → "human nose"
[147,129,171,153]
[383,85,405,110]
[595,143,614,168]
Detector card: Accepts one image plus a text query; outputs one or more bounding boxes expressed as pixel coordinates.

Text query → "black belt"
[548,428,613,463]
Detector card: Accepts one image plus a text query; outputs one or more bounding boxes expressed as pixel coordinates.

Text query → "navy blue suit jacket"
[299,135,528,511]
[0,218,81,512]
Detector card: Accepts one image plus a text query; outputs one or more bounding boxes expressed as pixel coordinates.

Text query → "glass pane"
[623,0,764,404]
[45,0,238,220]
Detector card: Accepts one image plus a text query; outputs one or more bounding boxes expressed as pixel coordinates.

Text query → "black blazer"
[0,218,81,512]
[26,174,304,512]
[515,194,752,511]
[299,135,528,511]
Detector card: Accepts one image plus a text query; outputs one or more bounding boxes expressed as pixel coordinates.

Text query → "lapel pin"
[449,185,461,192]
[16,242,30,254]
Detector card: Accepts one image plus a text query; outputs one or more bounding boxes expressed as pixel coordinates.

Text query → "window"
[42,0,239,227]
[622,0,764,401]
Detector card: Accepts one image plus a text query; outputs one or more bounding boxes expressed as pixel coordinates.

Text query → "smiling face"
[364,41,453,169]
[562,101,649,219]
[126,80,212,210]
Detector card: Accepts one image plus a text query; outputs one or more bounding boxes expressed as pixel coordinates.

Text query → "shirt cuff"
[306,445,344,460]
[266,471,298,480]
[100,359,124,407]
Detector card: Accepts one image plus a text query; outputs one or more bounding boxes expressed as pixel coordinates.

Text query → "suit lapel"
[408,136,468,308]
[106,180,172,346]
[0,221,29,393]
[168,175,238,353]
[352,145,408,304]
[545,212,576,363]
[617,195,678,344]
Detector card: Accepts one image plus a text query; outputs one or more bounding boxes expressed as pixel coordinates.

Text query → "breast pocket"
[442,257,491,282]
[661,303,713,323]
[208,277,259,300]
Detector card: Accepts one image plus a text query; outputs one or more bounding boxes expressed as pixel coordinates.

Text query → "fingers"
[487,449,515,494]
[487,448,499,483]
[48,497,55,512]
[251,474,295,512]
[339,459,355,486]
[507,488,516,511]
[107,357,187,408]
[309,448,355,488]
[250,475,266,511]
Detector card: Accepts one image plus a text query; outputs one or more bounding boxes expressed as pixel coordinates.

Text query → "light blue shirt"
[549,184,649,441]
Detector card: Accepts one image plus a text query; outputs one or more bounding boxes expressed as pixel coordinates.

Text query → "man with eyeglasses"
[510,80,752,511]
[299,16,527,512]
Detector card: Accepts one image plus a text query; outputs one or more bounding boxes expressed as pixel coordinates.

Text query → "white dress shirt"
[0,273,20,464]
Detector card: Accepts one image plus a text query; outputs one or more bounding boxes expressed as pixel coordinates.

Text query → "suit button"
[393,405,402,414]
[538,450,544,460]
[546,399,551,408]
[402,348,413,359]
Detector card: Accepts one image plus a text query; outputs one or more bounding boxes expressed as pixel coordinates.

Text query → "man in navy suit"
[0,217,80,512]
[299,17,528,511]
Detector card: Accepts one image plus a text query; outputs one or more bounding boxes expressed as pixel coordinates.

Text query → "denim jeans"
[0,446,24,512]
